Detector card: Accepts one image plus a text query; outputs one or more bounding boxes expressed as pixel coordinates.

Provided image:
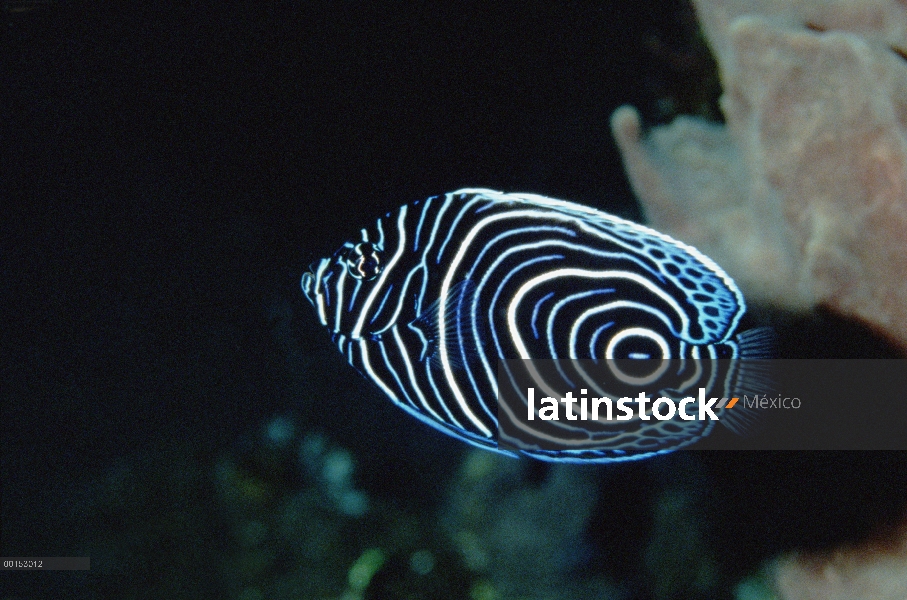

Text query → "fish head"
[300,235,389,336]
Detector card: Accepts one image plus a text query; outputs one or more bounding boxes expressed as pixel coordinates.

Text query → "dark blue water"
[3,2,905,599]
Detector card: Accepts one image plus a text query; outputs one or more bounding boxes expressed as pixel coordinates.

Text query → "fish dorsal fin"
[568,211,745,344]
[465,189,745,344]
[408,279,478,369]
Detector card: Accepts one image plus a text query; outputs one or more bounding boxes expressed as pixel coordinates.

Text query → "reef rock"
[611,0,907,348]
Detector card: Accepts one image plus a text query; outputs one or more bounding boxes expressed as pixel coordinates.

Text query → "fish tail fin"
[719,327,775,436]
[735,326,775,359]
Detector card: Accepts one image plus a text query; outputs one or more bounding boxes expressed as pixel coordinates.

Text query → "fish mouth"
[300,269,316,304]
[301,258,333,328]
[301,259,326,305]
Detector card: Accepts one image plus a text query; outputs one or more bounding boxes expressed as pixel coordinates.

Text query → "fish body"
[301,189,769,462]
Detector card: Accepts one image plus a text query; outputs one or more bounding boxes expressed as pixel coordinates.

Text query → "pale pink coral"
[771,521,907,600]
[612,0,907,348]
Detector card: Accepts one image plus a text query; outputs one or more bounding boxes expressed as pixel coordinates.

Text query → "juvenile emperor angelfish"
[301,189,770,462]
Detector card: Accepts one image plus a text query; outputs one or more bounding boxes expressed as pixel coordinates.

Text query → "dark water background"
[3,2,906,599]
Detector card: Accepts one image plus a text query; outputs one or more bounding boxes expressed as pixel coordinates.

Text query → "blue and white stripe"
[301,189,768,462]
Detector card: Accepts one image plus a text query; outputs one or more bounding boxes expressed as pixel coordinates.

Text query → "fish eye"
[345,242,382,281]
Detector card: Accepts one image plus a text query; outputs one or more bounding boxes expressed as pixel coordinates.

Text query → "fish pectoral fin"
[407,279,480,369]
[406,313,435,363]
